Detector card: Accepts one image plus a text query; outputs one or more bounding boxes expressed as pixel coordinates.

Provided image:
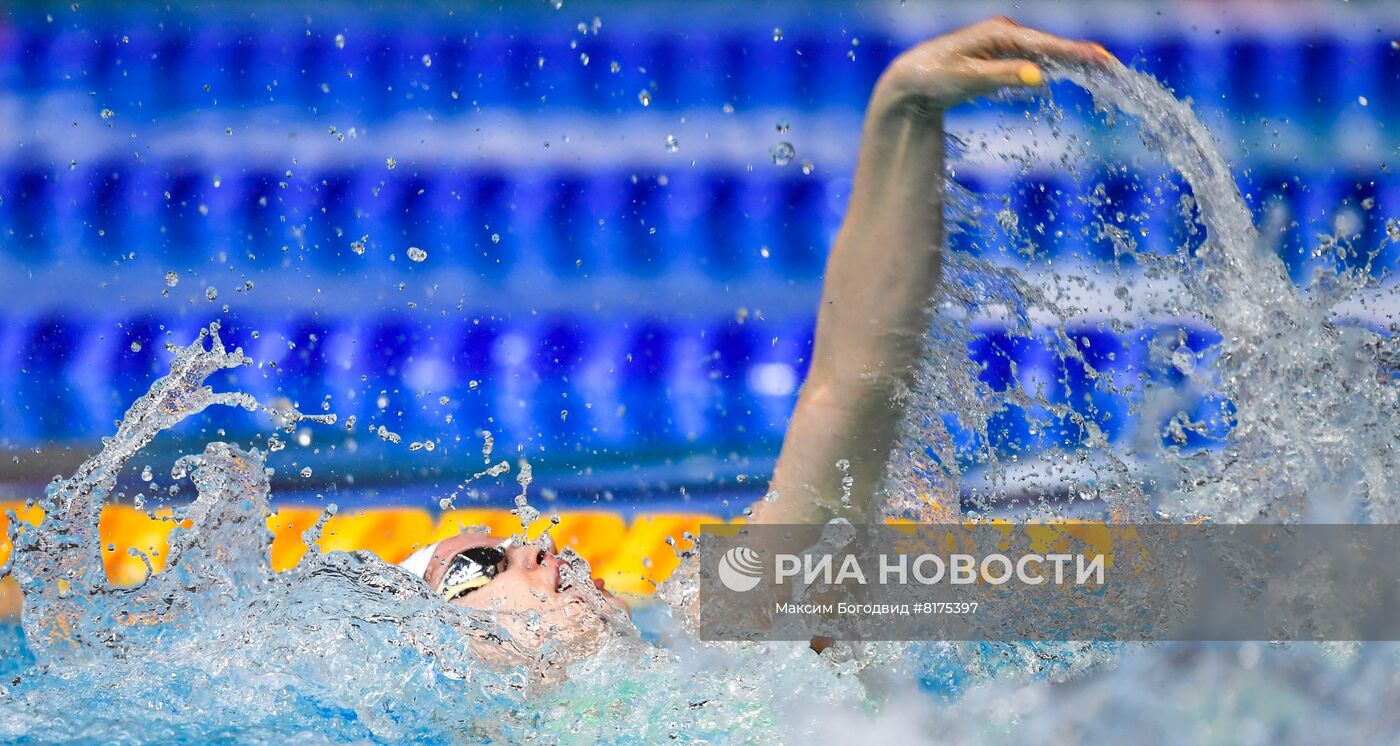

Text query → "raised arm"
[751,18,1110,526]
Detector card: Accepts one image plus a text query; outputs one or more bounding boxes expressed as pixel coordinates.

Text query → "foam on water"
[2,61,1399,742]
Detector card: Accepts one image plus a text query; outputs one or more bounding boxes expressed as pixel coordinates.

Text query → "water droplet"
[164,271,179,287]
[776,119,789,134]
[772,27,783,42]
[579,52,589,66]
[351,235,368,255]
[1171,346,1195,374]
[99,108,114,120]
[770,141,795,166]
[638,89,651,107]
[490,233,501,244]
[140,465,153,482]
[335,33,346,49]
[407,246,428,262]
[664,134,679,153]
[1359,95,1369,107]
[129,341,142,352]
[609,60,620,74]
[421,53,432,68]
[300,467,313,478]
[385,156,397,170]
[205,287,218,301]
[800,161,814,175]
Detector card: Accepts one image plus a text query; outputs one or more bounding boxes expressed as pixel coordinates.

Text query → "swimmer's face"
[422,531,631,652]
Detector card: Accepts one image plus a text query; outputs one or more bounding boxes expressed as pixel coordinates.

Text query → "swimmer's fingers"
[970,58,1045,96]
[952,16,1112,68]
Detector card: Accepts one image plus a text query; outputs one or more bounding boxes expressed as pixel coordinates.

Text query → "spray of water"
[2,61,1399,742]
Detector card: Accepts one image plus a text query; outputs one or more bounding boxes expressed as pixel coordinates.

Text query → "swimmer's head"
[398,530,632,665]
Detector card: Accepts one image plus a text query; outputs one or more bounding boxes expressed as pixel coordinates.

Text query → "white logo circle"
[718,546,763,592]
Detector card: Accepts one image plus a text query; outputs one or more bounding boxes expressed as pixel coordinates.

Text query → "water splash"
[890,60,1399,528]
[3,58,1399,742]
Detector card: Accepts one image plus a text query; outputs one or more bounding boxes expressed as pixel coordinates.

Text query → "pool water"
[2,53,1399,746]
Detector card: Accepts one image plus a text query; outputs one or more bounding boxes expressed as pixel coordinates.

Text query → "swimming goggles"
[435,538,513,602]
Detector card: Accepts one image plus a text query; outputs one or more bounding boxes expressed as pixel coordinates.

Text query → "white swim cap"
[397,540,442,579]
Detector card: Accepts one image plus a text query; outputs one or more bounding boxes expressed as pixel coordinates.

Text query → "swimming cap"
[397,540,441,579]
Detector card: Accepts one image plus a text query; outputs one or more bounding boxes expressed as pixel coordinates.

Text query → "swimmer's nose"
[502,542,544,568]
[502,543,562,577]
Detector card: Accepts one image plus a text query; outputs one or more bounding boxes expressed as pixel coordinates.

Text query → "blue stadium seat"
[48,28,94,97]
[1054,325,1139,446]
[708,319,760,443]
[18,316,83,441]
[319,24,390,115]
[746,318,812,438]
[108,314,166,419]
[1240,168,1304,274]
[621,319,676,448]
[665,320,720,447]
[3,165,56,264]
[769,175,830,278]
[534,318,589,447]
[1299,37,1344,125]
[1328,173,1387,276]
[1379,39,1400,123]
[1141,36,1188,97]
[451,320,501,439]
[1014,174,1080,262]
[731,30,797,110]
[1086,168,1143,264]
[616,173,675,277]
[365,318,424,432]
[11,18,54,97]
[701,172,767,280]
[273,317,337,413]
[239,168,296,268]
[466,170,518,279]
[459,29,512,109]
[967,327,1043,457]
[0,21,20,94]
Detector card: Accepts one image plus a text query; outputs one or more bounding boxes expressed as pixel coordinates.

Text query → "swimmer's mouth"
[553,560,575,594]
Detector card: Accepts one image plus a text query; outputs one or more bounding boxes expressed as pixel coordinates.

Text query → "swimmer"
[397,17,1113,658]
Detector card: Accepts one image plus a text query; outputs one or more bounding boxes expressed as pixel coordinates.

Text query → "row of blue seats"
[0,312,1234,457]
[0,19,895,115]
[1,162,1394,280]
[0,15,1392,119]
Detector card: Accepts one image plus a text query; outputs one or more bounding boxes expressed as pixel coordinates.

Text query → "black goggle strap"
[436,538,512,602]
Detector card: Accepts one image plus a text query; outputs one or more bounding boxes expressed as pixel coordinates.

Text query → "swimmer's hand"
[873,16,1113,115]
